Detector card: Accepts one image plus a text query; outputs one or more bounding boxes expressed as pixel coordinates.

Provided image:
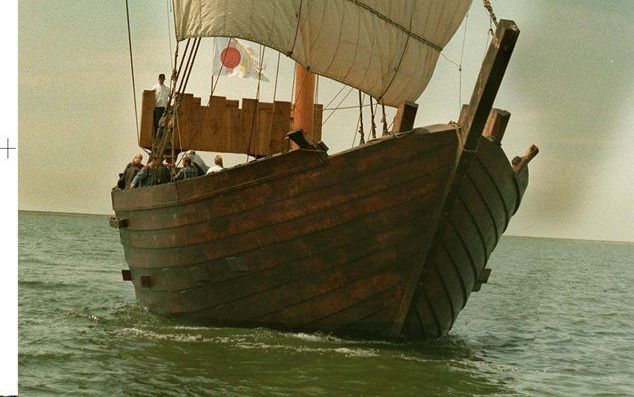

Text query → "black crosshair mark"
[0,138,16,159]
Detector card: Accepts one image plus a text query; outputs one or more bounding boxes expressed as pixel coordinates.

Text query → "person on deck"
[187,150,209,176]
[152,73,170,137]
[173,156,199,181]
[118,153,143,189]
[130,156,171,188]
[207,154,224,174]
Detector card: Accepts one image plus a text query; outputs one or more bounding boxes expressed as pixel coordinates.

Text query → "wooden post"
[292,64,316,138]
[512,144,539,175]
[482,109,511,144]
[390,20,521,339]
[460,20,520,151]
[392,101,418,133]
[458,104,469,126]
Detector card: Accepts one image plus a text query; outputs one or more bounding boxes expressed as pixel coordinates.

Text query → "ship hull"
[112,126,529,340]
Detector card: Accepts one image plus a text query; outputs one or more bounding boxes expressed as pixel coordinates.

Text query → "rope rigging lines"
[124,0,142,150]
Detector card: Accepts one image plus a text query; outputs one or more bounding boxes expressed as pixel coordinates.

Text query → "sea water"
[18,211,634,396]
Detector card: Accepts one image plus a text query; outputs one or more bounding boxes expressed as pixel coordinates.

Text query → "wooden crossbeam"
[483,109,511,144]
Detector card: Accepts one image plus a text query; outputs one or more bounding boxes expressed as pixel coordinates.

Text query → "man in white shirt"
[207,154,225,174]
[152,73,170,136]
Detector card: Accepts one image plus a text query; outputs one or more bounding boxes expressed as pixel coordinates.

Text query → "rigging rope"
[323,84,346,111]
[165,0,173,70]
[380,101,389,136]
[458,12,469,112]
[357,90,365,144]
[151,38,201,160]
[324,103,372,111]
[124,0,141,147]
[290,65,296,105]
[351,110,361,148]
[482,0,498,27]
[369,97,377,140]
[246,45,266,159]
[321,86,354,126]
[266,51,282,157]
[176,37,233,165]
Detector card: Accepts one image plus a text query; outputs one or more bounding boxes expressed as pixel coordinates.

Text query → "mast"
[293,64,316,138]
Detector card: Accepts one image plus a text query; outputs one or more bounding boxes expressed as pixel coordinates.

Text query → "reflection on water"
[19,212,634,396]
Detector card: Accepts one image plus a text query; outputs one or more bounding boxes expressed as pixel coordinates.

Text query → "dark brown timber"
[483,109,511,144]
[393,101,418,133]
[112,19,534,340]
[389,19,520,338]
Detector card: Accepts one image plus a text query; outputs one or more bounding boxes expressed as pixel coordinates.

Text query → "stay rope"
[321,86,354,126]
[369,97,377,140]
[265,51,282,157]
[246,45,266,160]
[357,90,365,144]
[165,0,173,70]
[124,0,142,150]
[173,37,233,167]
[482,0,498,27]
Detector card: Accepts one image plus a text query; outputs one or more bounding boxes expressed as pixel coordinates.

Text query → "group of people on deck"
[115,72,226,190]
[116,152,225,190]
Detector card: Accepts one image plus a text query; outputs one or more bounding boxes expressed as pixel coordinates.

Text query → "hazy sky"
[18,1,633,242]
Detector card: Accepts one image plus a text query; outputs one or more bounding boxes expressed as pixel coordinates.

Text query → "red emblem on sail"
[220,47,241,69]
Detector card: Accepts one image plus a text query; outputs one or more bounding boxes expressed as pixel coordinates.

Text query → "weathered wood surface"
[113,123,531,339]
[138,92,323,156]
[460,19,520,151]
[483,109,511,143]
[392,101,418,133]
[402,136,531,338]
[113,127,461,338]
[114,18,532,341]
[388,20,526,339]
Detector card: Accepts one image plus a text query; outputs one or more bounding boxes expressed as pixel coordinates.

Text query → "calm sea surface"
[18,211,634,396]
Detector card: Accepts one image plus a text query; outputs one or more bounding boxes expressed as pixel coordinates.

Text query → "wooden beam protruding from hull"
[391,20,521,339]
[512,145,539,176]
[460,19,520,151]
[393,101,418,133]
[483,109,511,144]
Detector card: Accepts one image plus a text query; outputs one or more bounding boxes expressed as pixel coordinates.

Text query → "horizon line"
[17,209,634,245]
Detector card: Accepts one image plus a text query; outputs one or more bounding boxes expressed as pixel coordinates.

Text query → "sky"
[18,1,633,242]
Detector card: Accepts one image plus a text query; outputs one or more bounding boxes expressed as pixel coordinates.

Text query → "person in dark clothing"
[173,156,199,181]
[130,156,171,188]
[149,157,171,186]
[118,153,143,189]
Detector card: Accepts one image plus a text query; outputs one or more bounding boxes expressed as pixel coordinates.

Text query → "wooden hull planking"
[112,126,529,340]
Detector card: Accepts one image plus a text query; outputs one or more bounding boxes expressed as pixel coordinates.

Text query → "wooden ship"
[111,0,538,340]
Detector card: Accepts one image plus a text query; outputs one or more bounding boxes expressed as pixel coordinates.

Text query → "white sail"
[172,0,471,106]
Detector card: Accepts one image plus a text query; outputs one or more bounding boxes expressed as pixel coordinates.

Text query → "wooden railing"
[139,91,323,157]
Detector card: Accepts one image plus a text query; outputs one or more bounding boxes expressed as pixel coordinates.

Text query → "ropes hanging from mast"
[165,0,174,70]
[357,90,365,145]
[458,11,469,112]
[124,0,141,147]
[174,37,233,165]
[321,86,354,126]
[380,102,389,136]
[266,51,282,157]
[369,97,377,140]
[482,0,498,27]
[246,45,266,158]
[151,37,202,160]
